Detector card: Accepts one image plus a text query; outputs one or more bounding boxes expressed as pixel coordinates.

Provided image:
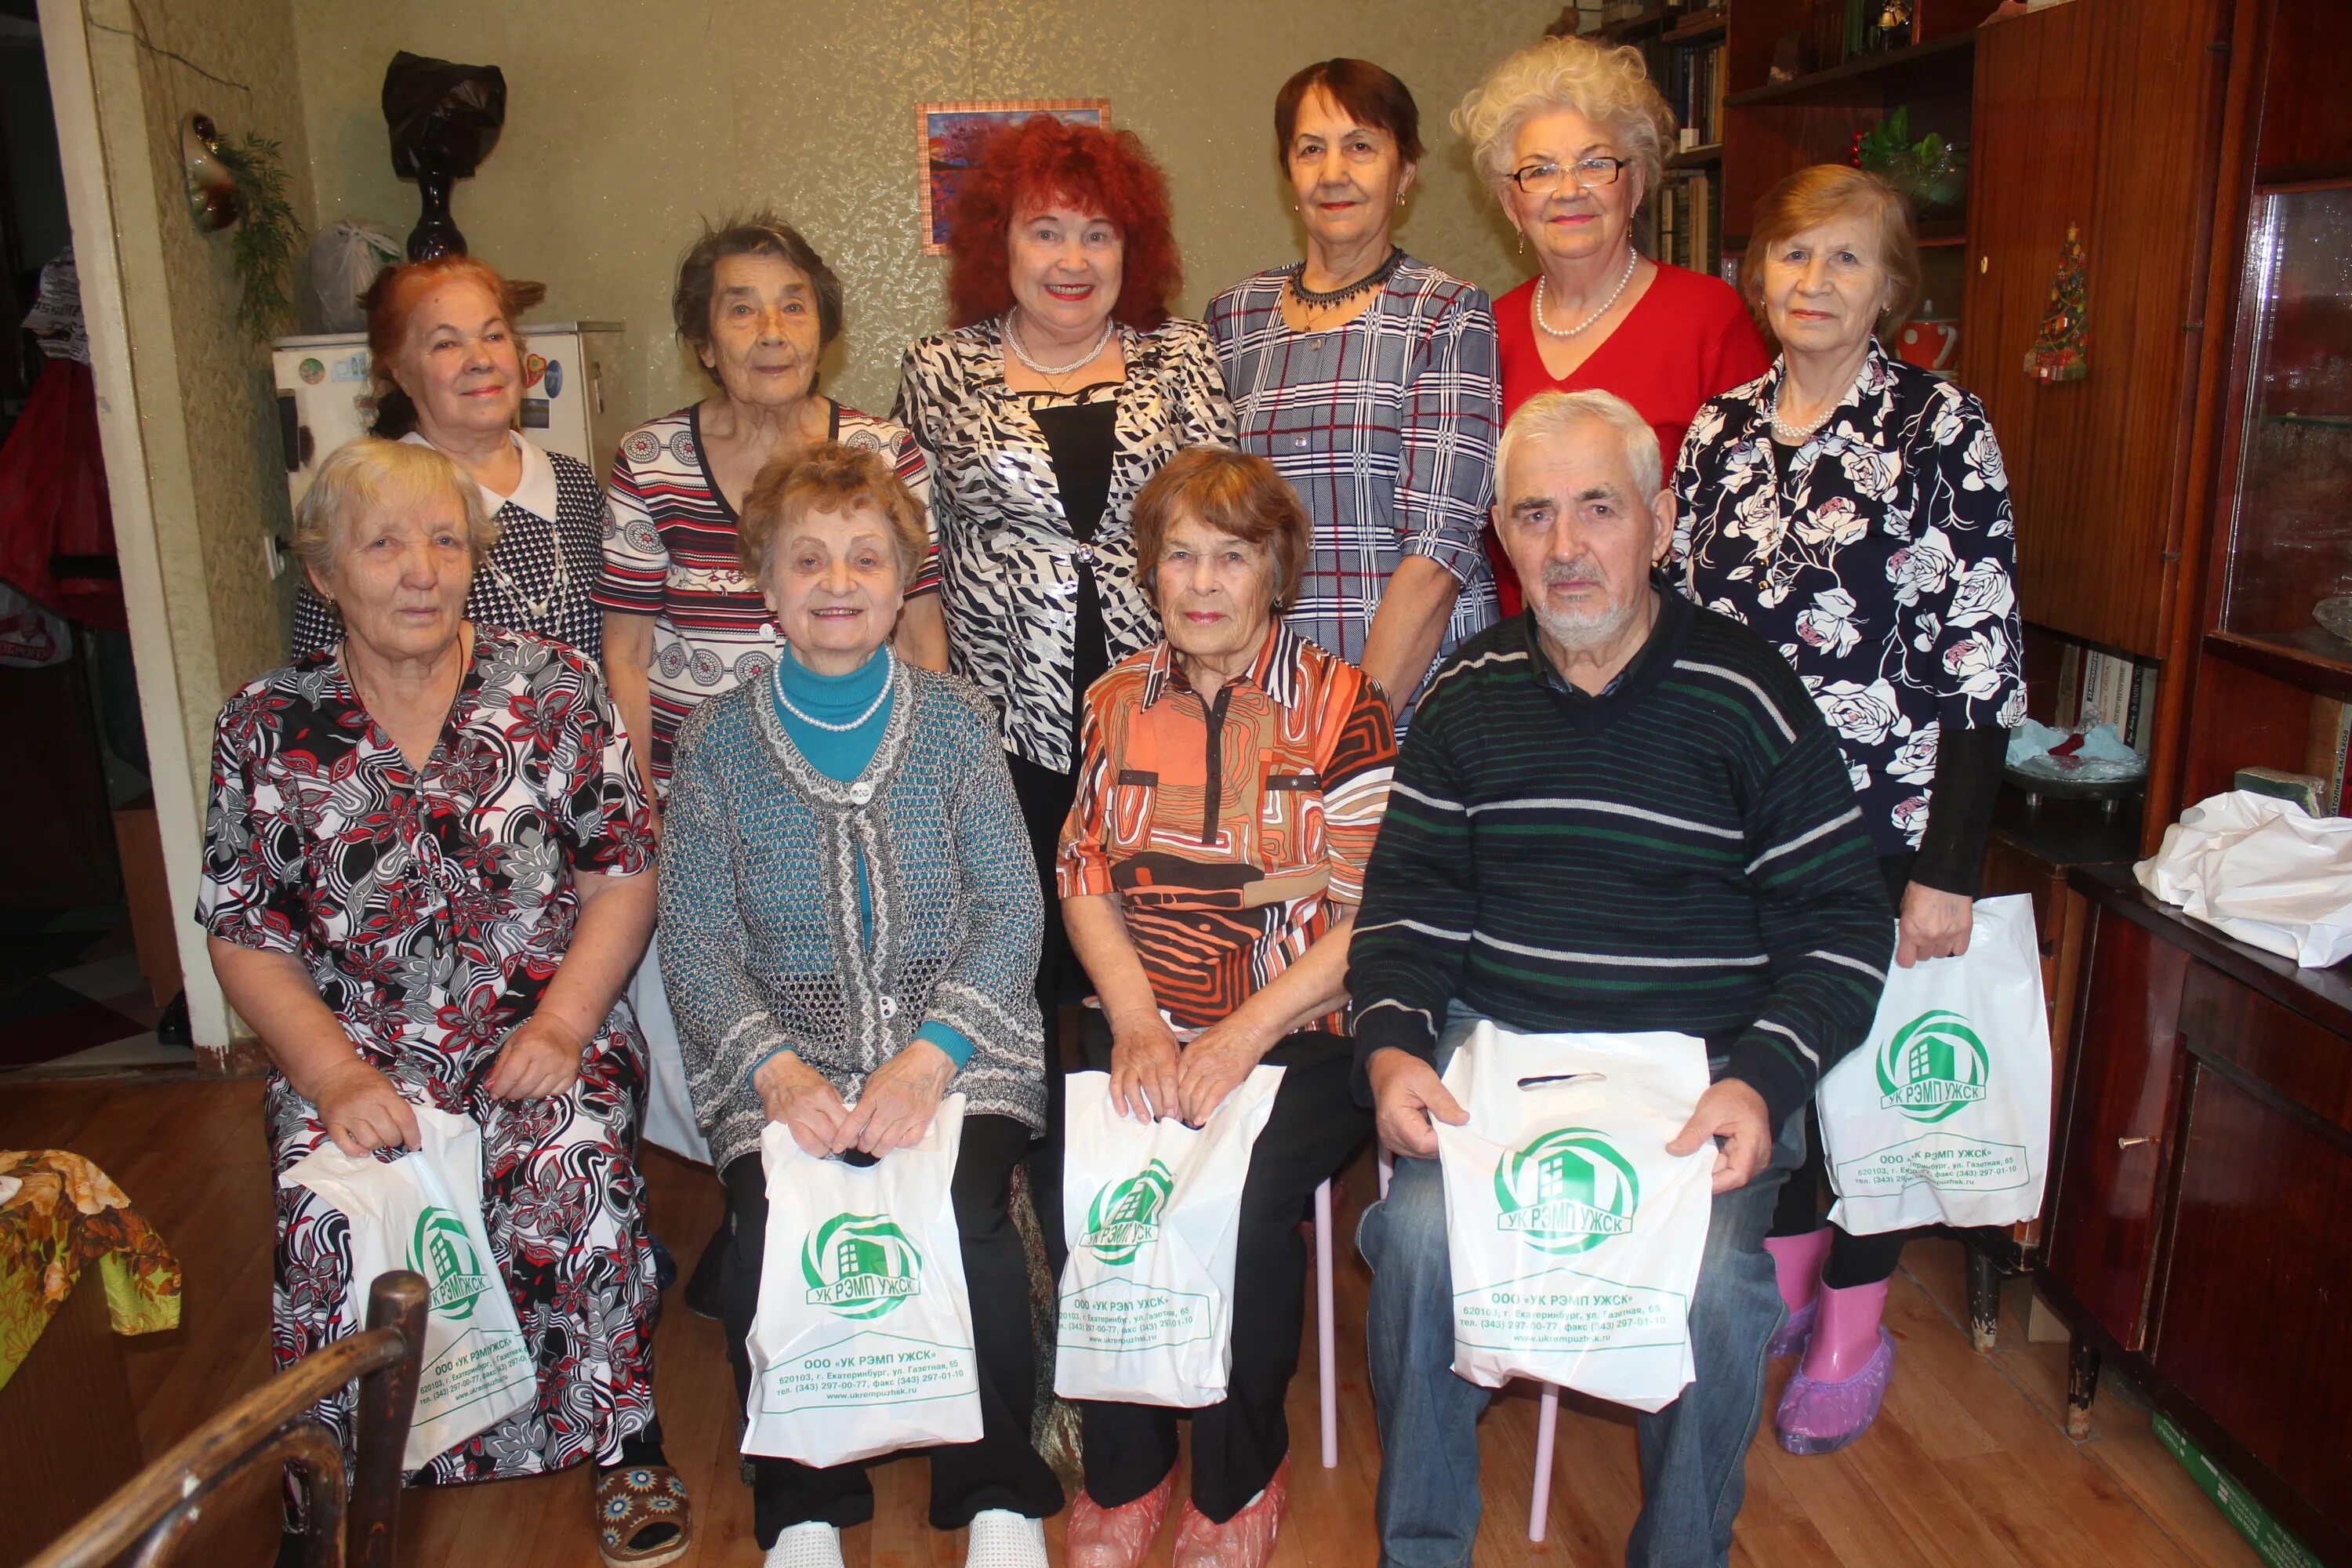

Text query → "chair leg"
[1316,1178,1338,1469]
[1529,1384,1559,1542]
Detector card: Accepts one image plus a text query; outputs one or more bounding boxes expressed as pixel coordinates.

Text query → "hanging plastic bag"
[742,1094,981,1468]
[1819,894,2052,1235]
[280,1104,535,1470]
[1054,1066,1284,1407]
[1435,1022,1715,1414]
[305,220,403,332]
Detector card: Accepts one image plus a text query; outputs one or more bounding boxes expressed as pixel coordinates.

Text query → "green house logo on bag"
[801,1213,924,1319]
[1080,1160,1174,1264]
[1494,1128,1639,1254]
[1878,1009,1991,1123]
[409,1206,492,1319]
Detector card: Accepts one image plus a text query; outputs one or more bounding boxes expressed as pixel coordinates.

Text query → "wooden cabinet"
[1958,0,2231,659]
[2043,868,2352,1563]
[2041,910,2187,1348]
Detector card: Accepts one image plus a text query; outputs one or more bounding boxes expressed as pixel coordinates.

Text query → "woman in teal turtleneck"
[659,442,1060,1568]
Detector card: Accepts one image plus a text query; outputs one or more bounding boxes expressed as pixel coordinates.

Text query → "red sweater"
[1487,263,1769,614]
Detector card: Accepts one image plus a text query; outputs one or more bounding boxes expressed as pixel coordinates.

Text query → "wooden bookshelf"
[1722,29,1975,109]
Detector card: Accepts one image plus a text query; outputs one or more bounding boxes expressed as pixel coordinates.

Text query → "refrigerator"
[270,320,630,510]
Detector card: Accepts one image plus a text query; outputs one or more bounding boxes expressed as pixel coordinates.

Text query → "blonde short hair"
[737,441,929,587]
[1742,165,1923,339]
[292,437,495,578]
[1497,388,1662,500]
[1453,35,1676,202]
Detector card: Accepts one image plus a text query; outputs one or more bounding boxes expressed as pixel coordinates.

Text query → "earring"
[1396,194,1406,207]
[1517,230,1526,256]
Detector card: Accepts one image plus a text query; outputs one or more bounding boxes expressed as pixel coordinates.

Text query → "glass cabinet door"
[2220,183,2352,660]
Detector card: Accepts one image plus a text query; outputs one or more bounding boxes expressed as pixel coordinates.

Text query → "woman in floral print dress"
[1674,165,2024,1461]
[198,439,689,1567]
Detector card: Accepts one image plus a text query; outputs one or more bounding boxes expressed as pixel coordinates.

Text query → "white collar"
[401,429,557,521]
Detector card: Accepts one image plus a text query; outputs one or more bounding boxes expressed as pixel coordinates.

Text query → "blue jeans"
[1357,1014,1803,1568]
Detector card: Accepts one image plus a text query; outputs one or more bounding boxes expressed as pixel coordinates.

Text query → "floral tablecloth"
[0,1149,181,1392]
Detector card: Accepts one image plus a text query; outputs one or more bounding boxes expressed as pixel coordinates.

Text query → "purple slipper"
[1776,1326,1895,1454]
[1766,1295,1816,1361]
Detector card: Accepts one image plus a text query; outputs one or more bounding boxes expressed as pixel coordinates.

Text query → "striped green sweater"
[1348,592,1893,1127]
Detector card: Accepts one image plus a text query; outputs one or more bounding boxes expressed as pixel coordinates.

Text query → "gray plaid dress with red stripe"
[1206,257,1501,724]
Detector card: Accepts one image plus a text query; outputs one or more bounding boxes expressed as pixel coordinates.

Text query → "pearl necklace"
[1769,360,1870,445]
[1534,247,1639,339]
[771,644,895,733]
[1004,313,1115,379]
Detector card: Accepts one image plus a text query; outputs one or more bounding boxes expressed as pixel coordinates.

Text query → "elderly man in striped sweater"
[1349,389,1893,1568]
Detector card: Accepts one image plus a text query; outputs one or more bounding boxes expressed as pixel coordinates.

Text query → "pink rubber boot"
[1776,1279,1895,1454]
[1762,1228,1831,1359]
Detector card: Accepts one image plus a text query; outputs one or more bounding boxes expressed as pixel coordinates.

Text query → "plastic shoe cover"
[1766,1294,1817,1361]
[965,1509,1047,1568]
[1171,1457,1290,1568]
[1776,1325,1896,1454]
[1066,1468,1177,1568]
[764,1522,844,1568]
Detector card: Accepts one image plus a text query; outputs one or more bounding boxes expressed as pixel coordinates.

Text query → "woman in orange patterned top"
[1054,446,1394,1568]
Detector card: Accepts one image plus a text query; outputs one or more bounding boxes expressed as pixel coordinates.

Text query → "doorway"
[0,0,191,1075]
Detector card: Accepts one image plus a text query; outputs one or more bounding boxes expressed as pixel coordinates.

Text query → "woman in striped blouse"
[594,214,941,1185]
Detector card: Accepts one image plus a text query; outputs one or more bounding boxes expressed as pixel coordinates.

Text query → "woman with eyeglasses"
[1453,35,1768,617]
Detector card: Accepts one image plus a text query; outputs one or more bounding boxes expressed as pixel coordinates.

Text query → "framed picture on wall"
[916,99,1112,256]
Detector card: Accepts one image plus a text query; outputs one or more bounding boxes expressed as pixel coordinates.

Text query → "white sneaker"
[765,1520,845,1568]
[965,1508,1048,1568]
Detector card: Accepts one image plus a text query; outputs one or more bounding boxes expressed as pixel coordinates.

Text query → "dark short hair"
[672,212,844,383]
[1129,447,1310,614]
[1275,60,1425,166]
[737,441,928,587]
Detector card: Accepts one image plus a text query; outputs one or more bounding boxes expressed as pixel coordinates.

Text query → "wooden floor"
[3,1076,2268,1567]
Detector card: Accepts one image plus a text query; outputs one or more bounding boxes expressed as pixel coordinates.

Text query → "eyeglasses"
[1509,156,1632,194]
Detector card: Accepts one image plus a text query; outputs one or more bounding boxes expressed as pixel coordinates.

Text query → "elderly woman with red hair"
[290,253,614,662]
[894,116,1234,1201]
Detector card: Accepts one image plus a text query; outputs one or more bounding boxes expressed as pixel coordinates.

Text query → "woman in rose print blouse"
[1673,165,2023,1461]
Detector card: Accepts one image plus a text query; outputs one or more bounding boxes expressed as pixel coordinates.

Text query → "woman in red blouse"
[1454,35,1769,613]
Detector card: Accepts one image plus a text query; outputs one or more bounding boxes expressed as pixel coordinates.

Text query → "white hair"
[1496,388,1662,502]
[292,437,495,577]
[1452,36,1676,199]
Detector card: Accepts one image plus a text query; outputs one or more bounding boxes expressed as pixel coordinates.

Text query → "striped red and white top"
[591,400,936,792]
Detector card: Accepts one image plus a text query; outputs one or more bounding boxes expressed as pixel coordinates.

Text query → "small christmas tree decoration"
[2025,224,2089,384]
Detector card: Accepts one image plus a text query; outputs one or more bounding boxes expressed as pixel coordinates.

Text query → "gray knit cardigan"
[658,662,1046,1172]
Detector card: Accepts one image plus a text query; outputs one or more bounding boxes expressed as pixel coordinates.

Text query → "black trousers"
[1766,852,1916,1288]
[1073,1026,1372,1523]
[719,1115,1064,1545]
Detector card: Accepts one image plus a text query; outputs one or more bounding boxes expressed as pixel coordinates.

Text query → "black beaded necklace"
[1283,245,1404,310]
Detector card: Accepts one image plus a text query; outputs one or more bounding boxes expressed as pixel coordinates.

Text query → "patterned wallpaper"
[289,0,1561,423]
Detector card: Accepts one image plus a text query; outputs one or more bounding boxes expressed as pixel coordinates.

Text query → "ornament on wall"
[182,113,305,341]
[2025,225,2090,384]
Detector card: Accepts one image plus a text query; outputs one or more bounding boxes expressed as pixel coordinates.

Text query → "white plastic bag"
[1054,1067,1284,1407]
[2136,790,2352,967]
[1819,894,2052,1235]
[1435,1022,1715,1414]
[742,1094,981,1468]
[280,1104,535,1470]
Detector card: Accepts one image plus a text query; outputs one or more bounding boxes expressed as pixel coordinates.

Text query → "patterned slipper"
[597,1464,693,1567]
